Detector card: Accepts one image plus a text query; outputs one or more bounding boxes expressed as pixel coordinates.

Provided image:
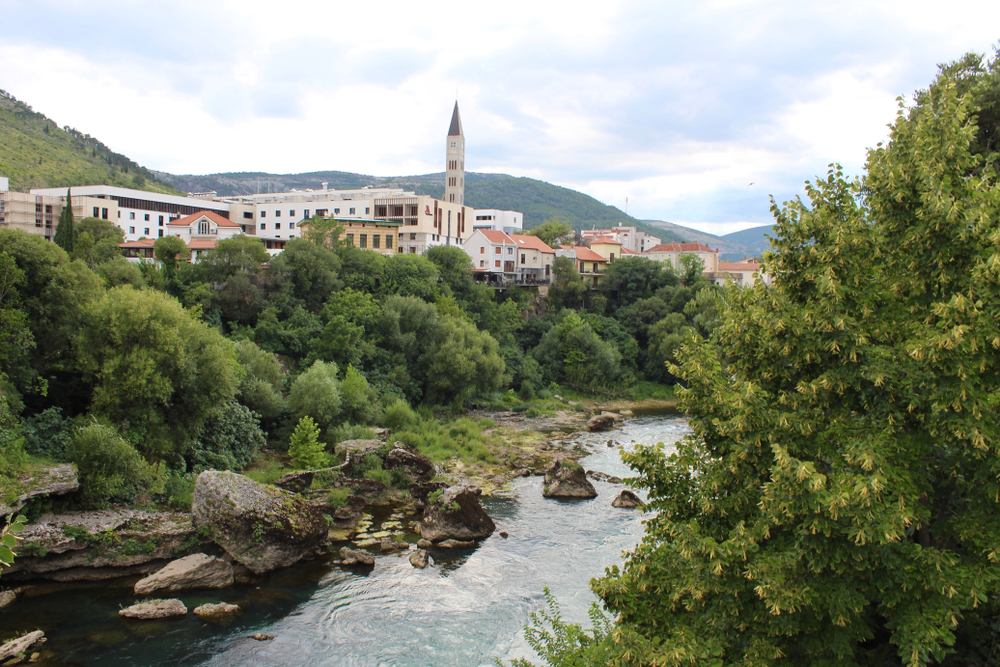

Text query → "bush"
[189,402,267,472]
[394,417,496,465]
[23,407,72,461]
[68,422,166,505]
[326,422,376,445]
[288,360,341,431]
[381,399,417,431]
[162,471,195,510]
[525,407,542,418]
[518,379,536,401]
[339,365,381,425]
[288,415,326,470]
[326,487,351,509]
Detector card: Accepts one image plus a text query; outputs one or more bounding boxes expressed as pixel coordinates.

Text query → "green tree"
[72,217,124,268]
[533,310,622,390]
[199,234,269,282]
[549,256,588,310]
[426,244,476,303]
[599,256,677,311]
[288,415,325,469]
[76,286,241,459]
[676,252,705,286]
[339,365,380,425]
[153,235,189,296]
[528,218,573,247]
[52,188,74,253]
[269,238,341,313]
[307,288,380,369]
[287,360,341,432]
[190,401,267,472]
[68,422,166,505]
[586,76,1000,666]
[233,339,287,420]
[422,315,506,405]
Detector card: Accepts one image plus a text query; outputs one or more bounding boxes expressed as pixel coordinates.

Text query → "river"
[3,414,689,666]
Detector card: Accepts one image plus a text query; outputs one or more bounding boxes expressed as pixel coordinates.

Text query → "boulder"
[119,599,187,620]
[339,478,386,498]
[331,495,367,522]
[409,550,430,568]
[339,547,375,566]
[134,553,233,595]
[586,412,621,432]
[410,481,449,506]
[0,464,78,518]
[194,602,241,618]
[339,440,385,476]
[419,486,496,542]
[587,470,623,484]
[416,539,433,549]
[0,630,45,661]
[384,443,434,480]
[437,539,475,549]
[543,459,598,498]
[612,490,645,508]
[380,538,407,553]
[274,471,314,494]
[192,471,328,575]
[0,589,16,610]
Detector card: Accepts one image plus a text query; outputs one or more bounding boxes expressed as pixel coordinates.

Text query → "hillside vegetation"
[0,90,181,195]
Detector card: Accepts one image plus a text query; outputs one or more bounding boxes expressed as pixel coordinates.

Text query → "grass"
[243,455,292,486]
[394,417,497,465]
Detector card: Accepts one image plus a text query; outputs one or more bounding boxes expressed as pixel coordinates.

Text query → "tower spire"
[445,102,465,206]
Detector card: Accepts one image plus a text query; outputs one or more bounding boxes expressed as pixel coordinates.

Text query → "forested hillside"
[0,90,181,194]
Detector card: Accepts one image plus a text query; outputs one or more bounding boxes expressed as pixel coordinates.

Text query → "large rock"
[612,489,645,508]
[410,481,449,506]
[384,443,434,480]
[119,599,187,620]
[0,464,78,518]
[339,547,375,566]
[339,440,384,477]
[192,471,328,575]
[409,550,430,568]
[4,509,203,582]
[134,553,233,595]
[543,459,598,498]
[194,602,241,618]
[274,471,314,494]
[419,485,496,542]
[586,412,621,432]
[0,630,45,661]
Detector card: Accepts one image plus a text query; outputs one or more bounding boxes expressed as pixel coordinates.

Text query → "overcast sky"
[2,1,998,234]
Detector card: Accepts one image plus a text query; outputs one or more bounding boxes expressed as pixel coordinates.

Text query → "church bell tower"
[445,102,465,205]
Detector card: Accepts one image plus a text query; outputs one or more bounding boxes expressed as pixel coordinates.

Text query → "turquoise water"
[1,415,689,666]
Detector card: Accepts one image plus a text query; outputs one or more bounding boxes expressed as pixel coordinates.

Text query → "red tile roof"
[718,261,763,271]
[187,239,219,250]
[644,242,718,254]
[509,234,555,253]
[479,230,515,244]
[621,248,639,255]
[589,236,621,245]
[563,245,606,262]
[119,239,156,248]
[167,210,240,228]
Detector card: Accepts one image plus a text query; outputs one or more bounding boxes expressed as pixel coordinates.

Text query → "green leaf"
[0,545,14,565]
[1,534,16,548]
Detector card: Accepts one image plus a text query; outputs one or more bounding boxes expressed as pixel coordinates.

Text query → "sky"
[2,1,998,235]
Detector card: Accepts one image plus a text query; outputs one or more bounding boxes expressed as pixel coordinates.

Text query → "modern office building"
[472,209,523,234]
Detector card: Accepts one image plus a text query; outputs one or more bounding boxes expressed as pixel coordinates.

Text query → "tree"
[422,315,506,405]
[288,415,325,469]
[549,256,588,310]
[153,235,189,297]
[190,401,266,472]
[533,310,622,390]
[199,235,269,282]
[269,238,341,313]
[676,252,704,286]
[426,244,476,303]
[528,218,573,247]
[76,286,241,459]
[52,188,74,253]
[72,217,124,268]
[287,360,341,432]
[586,76,1000,666]
[233,339,286,421]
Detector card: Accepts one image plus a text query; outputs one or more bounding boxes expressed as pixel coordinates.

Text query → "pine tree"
[52,188,74,253]
[288,415,326,470]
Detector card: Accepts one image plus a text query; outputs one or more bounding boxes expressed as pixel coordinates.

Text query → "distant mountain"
[643,220,774,261]
[0,90,180,195]
[155,169,686,243]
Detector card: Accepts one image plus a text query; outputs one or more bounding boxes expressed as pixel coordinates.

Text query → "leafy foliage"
[288,360,342,431]
[190,402,266,472]
[288,415,326,469]
[68,422,166,505]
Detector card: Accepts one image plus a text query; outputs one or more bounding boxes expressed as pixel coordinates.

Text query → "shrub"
[326,422,376,445]
[518,380,536,401]
[162,471,195,511]
[288,360,341,431]
[339,365,381,425]
[325,487,351,509]
[394,417,496,464]
[68,422,166,505]
[525,407,542,418]
[381,399,417,431]
[288,415,326,469]
[23,407,72,461]
[190,402,266,472]
[560,458,583,471]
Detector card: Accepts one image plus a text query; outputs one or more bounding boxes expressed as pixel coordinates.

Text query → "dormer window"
[198,220,210,235]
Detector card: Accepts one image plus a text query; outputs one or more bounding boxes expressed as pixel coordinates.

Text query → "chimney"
[322,182,329,191]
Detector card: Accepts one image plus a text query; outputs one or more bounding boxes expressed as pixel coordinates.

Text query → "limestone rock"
[384,443,434,480]
[419,485,496,542]
[380,538,407,553]
[250,633,273,641]
[339,547,375,566]
[586,412,621,432]
[192,471,328,575]
[0,589,17,610]
[0,464,78,518]
[612,489,645,508]
[416,539,433,549]
[587,470,623,484]
[119,599,187,620]
[437,539,475,548]
[339,440,384,476]
[194,602,241,618]
[0,630,45,661]
[410,481,449,506]
[274,471,314,494]
[543,459,598,498]
[409,549,430,568]
[339,477,386,498]
[134,553,233,595]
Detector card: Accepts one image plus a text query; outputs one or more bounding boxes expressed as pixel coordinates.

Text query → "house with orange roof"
[556,245,609,286]
[167,210,243,246]
[642,241,720,274]
[462,230,557,284]
[509,234,555,283]
[580,225,661,253]
[588,236,623,264]
[715,258,771,287]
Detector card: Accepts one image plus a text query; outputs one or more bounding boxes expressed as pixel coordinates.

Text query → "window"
[275,223,281,230]
[346,234,354,246]
[521,254,526,264]
[365,207,370,214]
[495,260,501,268]
[410,233,416,240]
[260,223,266,230]
[507,247,513,255]
[129,212,135,220]
[289,210,295,217]
[409,247,416,253]
[386,234,393,246]
[117,212,121,218]
[480,260,485,267]
[610,253,615,262]
[102,208,108,220]
[144,214,150,221]
[158,230,163,238]
[275,210,281,217]
[451,141,456,147]
[159,215,164,226]
[495,247,501,254]
[373,235,380,249]
[92,207,99,217]
[593,263,599,272]
[129,226,135,234]
[261,211,266,218]
[304,209,310,218]
[198,221,210,234]
[243,211,253,219]
[290,222,296,229]
[144,228,150,235]
[349,207,356,215]
[359,234,367,249]
[334,208,340,214]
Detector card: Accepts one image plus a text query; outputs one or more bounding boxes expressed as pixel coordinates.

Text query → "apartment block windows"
[243,211,253,219]
[260,211,266,218]
[349,208,356,215]
[372,235,380,249]
[495,260,501,268]
[346,234,354,246]
[130,212,135,220]
[480,260,485,268]
[275,210,281,217]
[93,207,99,217]
[334,208,340,214]
[260,223,266,230]
[359,234,367,249]
[129,226,135,234]
[495,247,501,254]
[275,223,281,230]
[158,230,163,238]
[144,214,150,221]
[521,254,526,264]
[365,207,370,214]
[507,247,513,255]
[304,209,310,218]
[102,208,108,220]
[409,247,417,253]
[289,222,295,229]
[480,247,485,254]
[289,210,295,217]
[386,235,393,247]
[144,228,150,236]
[159,216,164,225]
[409,233,416,240]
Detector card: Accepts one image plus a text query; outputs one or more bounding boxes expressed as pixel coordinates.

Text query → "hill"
[643,220,774,261]
[721,225,775,255]
[0,90,181,195]
[156,169,685,243]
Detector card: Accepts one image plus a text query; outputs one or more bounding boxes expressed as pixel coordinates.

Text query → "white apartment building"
[472,209,523,234]
[581,225,661,253]
[463,229,554,284]
[642,242,720,274]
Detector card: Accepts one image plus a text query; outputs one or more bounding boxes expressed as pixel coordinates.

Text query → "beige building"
[715,259,771,287]
[463,229,555,284]
[0,188,121,241]
[581,225,661,253]
[556,245,608,286]
[642,241,720,274]
[445,102,465,205]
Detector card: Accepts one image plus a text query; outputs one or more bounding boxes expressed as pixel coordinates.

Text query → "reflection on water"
[3,416,689,667]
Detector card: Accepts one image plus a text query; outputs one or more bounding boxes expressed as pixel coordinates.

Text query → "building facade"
[642,241,720,273]
[472,209,523,233]
[581,226,661,253]
[464,230,555,284]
